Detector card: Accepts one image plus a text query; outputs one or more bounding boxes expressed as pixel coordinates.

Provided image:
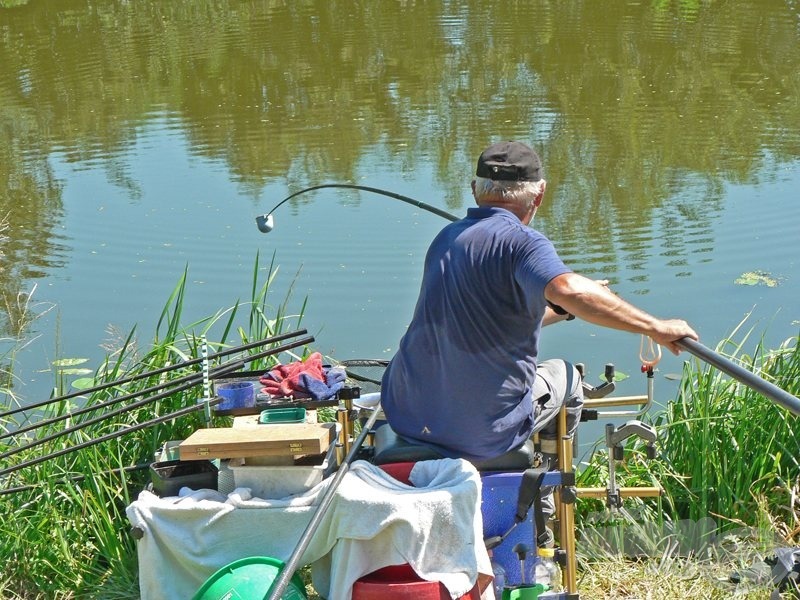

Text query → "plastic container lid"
[192,556,307,600]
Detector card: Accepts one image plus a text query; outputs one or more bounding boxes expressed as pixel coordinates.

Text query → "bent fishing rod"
[0,329,308,421]
[256,183,800,416]
[255,183,459,233]
[1,332,313,442]
[0,335,314,464]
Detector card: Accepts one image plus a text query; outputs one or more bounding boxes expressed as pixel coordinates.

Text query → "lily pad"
[71,377,97,390]
[52,357,90,367]
[600,370,629,382]
[734,270,783,287]
[58,368,93,376]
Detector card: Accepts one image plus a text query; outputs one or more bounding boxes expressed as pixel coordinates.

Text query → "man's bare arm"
[544,272,698,354]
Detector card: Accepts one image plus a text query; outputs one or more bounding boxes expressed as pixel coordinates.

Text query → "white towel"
[126,487,320,599]
[312,459,492,599]
[126,458,492,600]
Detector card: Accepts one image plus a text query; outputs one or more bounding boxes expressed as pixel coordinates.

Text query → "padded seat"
[372,424,537,472]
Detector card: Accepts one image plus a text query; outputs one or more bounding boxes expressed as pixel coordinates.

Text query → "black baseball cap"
[476,141,542,182]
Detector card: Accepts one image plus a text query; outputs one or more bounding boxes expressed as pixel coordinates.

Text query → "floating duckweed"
[734,270,783,287]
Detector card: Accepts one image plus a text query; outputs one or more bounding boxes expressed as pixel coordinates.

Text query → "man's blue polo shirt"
[381,206,571,460]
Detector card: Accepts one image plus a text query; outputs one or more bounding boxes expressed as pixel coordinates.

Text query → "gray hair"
[473,176,545,208]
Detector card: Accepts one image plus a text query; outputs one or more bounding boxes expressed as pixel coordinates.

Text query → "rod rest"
[371,424,537,472]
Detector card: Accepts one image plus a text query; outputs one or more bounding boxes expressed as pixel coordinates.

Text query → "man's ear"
[533,180,547,207]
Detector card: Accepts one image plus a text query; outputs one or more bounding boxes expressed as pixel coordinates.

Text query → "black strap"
[547,300,569,315]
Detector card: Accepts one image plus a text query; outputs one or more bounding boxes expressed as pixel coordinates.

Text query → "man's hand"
[648,319,698,355]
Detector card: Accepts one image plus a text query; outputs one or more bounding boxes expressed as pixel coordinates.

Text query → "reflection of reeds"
[0,254,308,598]
[1,284,54,408]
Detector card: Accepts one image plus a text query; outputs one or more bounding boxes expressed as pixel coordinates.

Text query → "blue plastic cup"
[216,381,257,410]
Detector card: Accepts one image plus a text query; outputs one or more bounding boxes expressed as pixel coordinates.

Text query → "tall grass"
[658,333,800,531]
[576,330,800,550]
[574,332,799,598]
[0,253,308,599]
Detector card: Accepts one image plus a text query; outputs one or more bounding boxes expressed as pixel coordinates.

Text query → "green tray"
[259,407,306,424]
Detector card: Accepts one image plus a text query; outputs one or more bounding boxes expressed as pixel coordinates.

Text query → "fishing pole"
[0,463,151,497]
[255,186,800,414]
[266,403,383,600]
[0,396,224,480]
[0,329,308,420]
[0,335,314,463]
[0,333,312,442]
[255,183,459,234]
[677,337,800,417]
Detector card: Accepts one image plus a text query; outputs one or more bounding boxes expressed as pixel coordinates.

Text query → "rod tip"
[255,214,274,233]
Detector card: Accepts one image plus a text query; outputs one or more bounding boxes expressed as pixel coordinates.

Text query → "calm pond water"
[1,0,799,429]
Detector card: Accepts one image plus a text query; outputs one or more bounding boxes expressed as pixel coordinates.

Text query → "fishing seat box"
[371,424,559,585]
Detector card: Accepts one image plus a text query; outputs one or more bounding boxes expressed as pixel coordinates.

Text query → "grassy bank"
[1,264,798,597]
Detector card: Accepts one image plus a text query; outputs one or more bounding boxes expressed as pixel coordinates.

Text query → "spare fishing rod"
[255,183,459,233]
[0,463,151,497]
[266,402,383,600]
[677,337,800,416]
[0,335,314,464]
[0,329,308,421]
[0,396,224,481]
[0,333,314,442]
[0,336,314,480]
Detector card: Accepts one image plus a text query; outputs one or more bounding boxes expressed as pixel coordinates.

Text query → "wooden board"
[179,422,335,460]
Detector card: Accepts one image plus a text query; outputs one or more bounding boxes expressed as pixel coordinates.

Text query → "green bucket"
[501,584,548,599]
[192,556,307,600]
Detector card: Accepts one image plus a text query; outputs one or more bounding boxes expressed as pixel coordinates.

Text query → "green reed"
[576,330,800,544]
[0,254,308,598]
[658,332,799,530]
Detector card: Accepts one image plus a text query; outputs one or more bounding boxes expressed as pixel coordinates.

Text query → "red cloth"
[260,352,326,398]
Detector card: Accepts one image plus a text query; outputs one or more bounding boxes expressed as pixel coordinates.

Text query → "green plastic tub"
[258,407,306,424]
[192,556,307,600]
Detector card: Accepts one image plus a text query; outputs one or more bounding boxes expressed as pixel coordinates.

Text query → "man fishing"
[381,140,698,540]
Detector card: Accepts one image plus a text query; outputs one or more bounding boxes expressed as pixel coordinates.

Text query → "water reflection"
[0,0,798,343]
